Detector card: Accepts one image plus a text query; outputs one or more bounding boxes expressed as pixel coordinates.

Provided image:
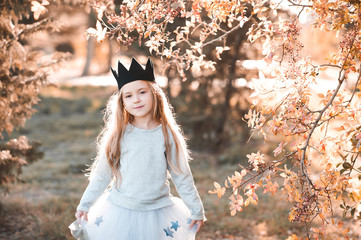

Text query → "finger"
[189,220,196,229]
[196,222,201,232]
[75,212,82,224]
[83,212,88,221]
[75,211,82,219]
[196,221,203,232]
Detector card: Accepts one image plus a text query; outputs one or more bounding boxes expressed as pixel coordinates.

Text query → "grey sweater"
[77,124,206,220]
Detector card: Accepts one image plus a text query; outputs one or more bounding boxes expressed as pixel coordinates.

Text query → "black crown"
[111,58,155,90]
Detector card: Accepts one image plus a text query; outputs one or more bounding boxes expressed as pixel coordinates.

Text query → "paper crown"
[110,58,155,90]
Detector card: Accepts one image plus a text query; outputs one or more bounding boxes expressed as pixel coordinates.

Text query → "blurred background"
[0,1,351,240]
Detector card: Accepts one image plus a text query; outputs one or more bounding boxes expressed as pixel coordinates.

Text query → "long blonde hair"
[88,81,190,183]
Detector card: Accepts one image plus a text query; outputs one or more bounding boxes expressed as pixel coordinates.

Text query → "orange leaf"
[208,182,226,198]
[31,1,47,20]
[337,222,343,228]
[317,93,325,98]
[286,234,299,240]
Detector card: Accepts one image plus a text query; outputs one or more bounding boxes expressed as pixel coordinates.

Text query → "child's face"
[121,80,154,120]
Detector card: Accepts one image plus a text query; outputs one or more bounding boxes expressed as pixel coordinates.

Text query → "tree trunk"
[81,37,95,76]
[212,33,244,152]
[81,10,97,76]
[212,77,234,151]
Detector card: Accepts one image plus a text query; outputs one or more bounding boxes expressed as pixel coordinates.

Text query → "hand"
[75,210,88,222]
[189,220,204,232]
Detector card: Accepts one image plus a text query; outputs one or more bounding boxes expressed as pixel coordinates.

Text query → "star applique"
[163,227,174,238]
[170,220,179,231]
[95,216,103,226]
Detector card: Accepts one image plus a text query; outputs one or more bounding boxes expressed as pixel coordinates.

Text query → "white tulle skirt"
[69,192,197,240]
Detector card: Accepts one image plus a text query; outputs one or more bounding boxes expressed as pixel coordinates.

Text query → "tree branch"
[300,72,345,191]
[300,29,358,191]
[5,18,52,48]
[202,23,241,48]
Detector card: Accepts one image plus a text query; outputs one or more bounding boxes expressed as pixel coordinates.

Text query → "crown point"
[110,57,155,90]
[146,58,153,70]
[129,57,145,72]
[118,60,128,72]
[110,66,117,78]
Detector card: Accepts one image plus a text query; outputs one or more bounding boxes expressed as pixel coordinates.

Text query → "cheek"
[123,98,132,109]
[146,94,154,105]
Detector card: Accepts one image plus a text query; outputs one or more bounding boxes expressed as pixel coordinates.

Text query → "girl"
[69,58,206,240]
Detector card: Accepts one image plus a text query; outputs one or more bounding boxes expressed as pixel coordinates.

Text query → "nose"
[133,94,140,103]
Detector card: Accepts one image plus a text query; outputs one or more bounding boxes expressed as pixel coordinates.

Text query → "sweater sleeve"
[167,138,206,221]
[76,150,113,212]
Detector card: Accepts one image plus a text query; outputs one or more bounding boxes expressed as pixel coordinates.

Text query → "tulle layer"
[69,192,197,240]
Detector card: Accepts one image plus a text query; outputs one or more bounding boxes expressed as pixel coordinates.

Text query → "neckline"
[128,123,162,132]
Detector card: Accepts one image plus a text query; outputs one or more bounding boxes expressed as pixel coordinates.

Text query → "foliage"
[84,0,361,239]
[87,0,261,152]
[87,0,260,78]
[0,0,72,188]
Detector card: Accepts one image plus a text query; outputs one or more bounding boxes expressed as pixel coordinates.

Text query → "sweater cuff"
[76,204,90,213]
[190,213,207,221]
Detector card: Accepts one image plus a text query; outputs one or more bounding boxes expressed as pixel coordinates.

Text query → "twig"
[323,119,329,139]
[348,153,360,177]
[246,93,290,143]
[297,6,305,19]
[232,150,298,195]
[191,22,206,35]
[287,0,313,8]
[319,64,342,69]
[309,145,323,155]
[202,23,241,48]
[344,62,361,108]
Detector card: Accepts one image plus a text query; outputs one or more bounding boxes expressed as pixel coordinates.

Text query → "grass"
[1,85,353,240]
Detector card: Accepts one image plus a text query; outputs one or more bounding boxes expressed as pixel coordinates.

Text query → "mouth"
[134,105,144,109]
